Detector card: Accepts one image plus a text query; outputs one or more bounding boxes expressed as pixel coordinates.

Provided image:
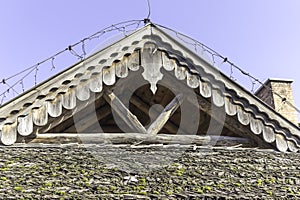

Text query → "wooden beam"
[129,95,179,133]
[163,72,273,148]
[147,94,184,135]
[30,133,251,146]
[103,89,148,134]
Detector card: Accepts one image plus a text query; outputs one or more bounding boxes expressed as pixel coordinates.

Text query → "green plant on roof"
[175,186,183,192]
[29,165,38,169]
[257,179,263,187]
[138,191,147,195]
[0,177,7,181]
[166,190,173,195]
[270,177,276,183]
[134,185,145,191]
[202,186,212,191]
[55,190,66,195]
[139,178,147,186]
[195,188,204,194]
[288,188,295,194]
[82,177,88,182]
[45,181,53,187]
[266,190,273,196]
[234,183,241,187]
[153,190,160,195]
[14,186,24,192]
[175,167,185,176]
[5,160,14,165]
[109,186,117,191]
[172,163,180,167]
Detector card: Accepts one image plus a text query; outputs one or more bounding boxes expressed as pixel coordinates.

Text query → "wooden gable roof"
[0,24,299,152]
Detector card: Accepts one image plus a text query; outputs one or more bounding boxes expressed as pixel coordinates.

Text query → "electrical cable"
[153,22,300,114]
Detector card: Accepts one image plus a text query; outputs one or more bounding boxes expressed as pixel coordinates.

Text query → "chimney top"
[256,78,293,93]
[265,78,293,83]
[255,78,298,125]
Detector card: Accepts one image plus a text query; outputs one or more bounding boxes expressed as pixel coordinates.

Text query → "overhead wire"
[0,20,143,105]
[146,0,151,20]
[1,19,300,115]
[153,22,300,114]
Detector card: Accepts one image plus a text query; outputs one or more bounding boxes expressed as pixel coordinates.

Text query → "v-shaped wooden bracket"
[103,89,184,135]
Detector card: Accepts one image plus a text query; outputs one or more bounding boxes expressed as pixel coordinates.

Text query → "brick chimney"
[255,78,299,125]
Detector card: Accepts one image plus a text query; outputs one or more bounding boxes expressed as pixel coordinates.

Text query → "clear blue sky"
[0,0,300,114]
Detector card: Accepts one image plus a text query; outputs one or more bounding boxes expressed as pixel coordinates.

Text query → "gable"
[0,24,299,152]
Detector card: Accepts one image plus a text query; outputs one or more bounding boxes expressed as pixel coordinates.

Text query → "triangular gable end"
[0,24,299,152]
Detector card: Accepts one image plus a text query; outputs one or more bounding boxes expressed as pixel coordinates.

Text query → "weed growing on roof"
[55,190,66,196]
[137,191,147,195]
[195,188,204,194]
[14,186,24,192]
[153,190,160,195]
[257,179,263,187]
[234,183,241,187]
[138,177,147,186]
[166,190,173,195]
[44,182,53,187]
[266,190,273,196]
[0,167,8,171]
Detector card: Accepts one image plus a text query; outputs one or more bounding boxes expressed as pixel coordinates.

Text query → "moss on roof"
[0,145,299,199]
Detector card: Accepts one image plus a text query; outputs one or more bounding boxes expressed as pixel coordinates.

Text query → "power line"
[0,20,143,105]
[146,0,151,19]
[153,23,300,114]
[1,20,299,116]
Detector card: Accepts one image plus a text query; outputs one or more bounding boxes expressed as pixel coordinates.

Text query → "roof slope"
[0,145,300,199]
[0,24,299,152]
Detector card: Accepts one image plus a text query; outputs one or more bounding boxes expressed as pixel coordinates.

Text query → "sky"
[0,0,300,117]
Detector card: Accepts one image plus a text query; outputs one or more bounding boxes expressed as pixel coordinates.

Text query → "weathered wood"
[36,92,104,134]
[275,134,288,152]
[17,113,33,136]
[174,65,186,80]
[237,105,250,125]
[127,51,140,71]
[115,60,128,78]
[47,96,63,118]
[287,140,298,152]
[129,95,179,133]
[147,94,184,135]
[103,89,148,134]
[263,126,275,143]
[76,81,90,101]
[30,133,251,146]
[199,80,212,98]
[89,72,103,93]
[141,43,163,94]
[224,97,237,116]
[162,52,176,71]
[32,104,48,126]
[1,122,17,145]
[163,72,272,149]
[103,65,116,86]
[249,117,263,135]
[187,73,199,88]
[62,88,77,110]
[212,89,224,107]
[64,104,112,133]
